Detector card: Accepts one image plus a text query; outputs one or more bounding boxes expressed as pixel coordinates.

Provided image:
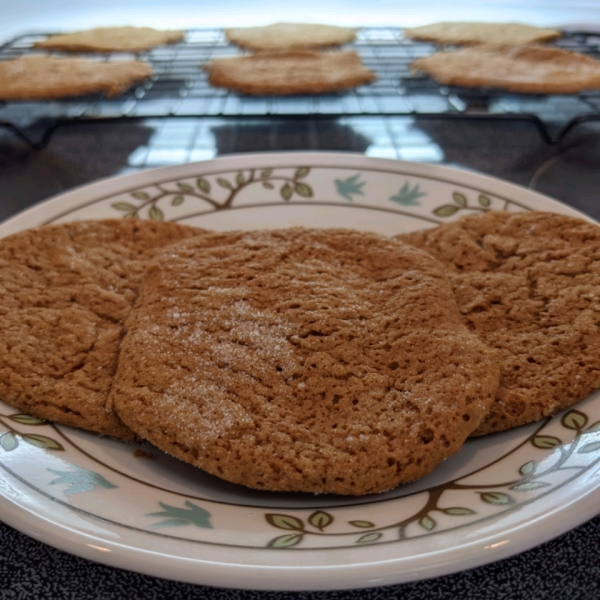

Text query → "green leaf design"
[9,414,46,425]
[217,178,232,189]
[48,466,117,495]
[294,182,313,198]
[294,167,310,180]
[22,434,64,451]
[177,182,194,193]
[197,178,211,193]
[511,481,550,491]
[112,202,137,212]
[266,514,304,531]
[587,420,600,432]
[452,192,467,207]
[419,515,436,531]
[123,212,136,219]
[442,507,475,516]
[389,182,427,206]
[260,169,273,179]
[478,194,491,207]
[349,520,375,528]
[578,441,600,454]
[433,204,460,217]
[0,432,18,452]
[335,174,365,202]
[532,435,562,449]
[562,410,588,431]
[308,511,333,531]
[171,195,185,206]
[147,500,213,528]
[280,183,293,201]
[148,206,164,222]
[262,181,274,190]
[131,191,150,200]
[357,532,382,544]
[480,492,514,506]
[268,534,303,548]
[519,460,537,476]
[236,172,245,185]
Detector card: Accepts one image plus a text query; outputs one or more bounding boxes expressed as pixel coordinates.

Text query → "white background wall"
[0,1,599,42]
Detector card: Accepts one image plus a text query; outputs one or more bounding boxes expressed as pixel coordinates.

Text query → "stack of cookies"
[0,26,185,100]
[204,22,376,95]
[407,21,600,94]
[2,212,600,495]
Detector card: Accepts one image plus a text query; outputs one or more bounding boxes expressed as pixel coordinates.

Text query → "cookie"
[34,26,184,53]
[0,220,205,440]
[410,44,600,94]
[225,22,356,51]
[404,21,561,46]
[110,228,499,495]
[204,50,375,95]
[0,56,152,100]
[397,211,600,435]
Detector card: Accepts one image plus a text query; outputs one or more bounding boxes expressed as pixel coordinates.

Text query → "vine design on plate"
[0,413,64,452]
[112,167,313,220]
[433,191,495,217]
[265,409,600,549]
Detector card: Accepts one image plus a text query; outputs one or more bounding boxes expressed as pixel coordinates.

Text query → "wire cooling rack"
[2,27,600,148]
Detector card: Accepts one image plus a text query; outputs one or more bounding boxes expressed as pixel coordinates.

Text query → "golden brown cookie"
[397,211,600,435]
[0,56,152,100]
[404,21,561,46]
[411,44,600,94]
[225,22,356,51]
[110,228,499,495]
[0,220,205,440]
[34,26,184,53]
[204,50,375,95]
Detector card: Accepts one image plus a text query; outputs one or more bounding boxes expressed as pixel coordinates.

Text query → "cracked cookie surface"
[397,211,600,435]
[0,220,204,439]
[111,228,499,494]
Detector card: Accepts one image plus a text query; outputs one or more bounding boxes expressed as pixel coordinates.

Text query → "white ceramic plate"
[1,152,600,591]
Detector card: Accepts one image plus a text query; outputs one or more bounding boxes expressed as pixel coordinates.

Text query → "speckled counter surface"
[1,115,600,598]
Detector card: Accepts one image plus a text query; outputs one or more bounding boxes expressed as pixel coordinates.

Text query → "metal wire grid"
[2,27,600,147]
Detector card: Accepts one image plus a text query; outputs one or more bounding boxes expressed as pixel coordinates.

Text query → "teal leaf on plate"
[335,174,365,201]
[389,182,427,206]
[0,432,18,452]
[48,466,117,495]
[147,500,213,528]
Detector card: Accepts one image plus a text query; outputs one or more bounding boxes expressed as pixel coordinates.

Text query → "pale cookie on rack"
[411,44,600,94]
[0,56,152,100]
[204,50,375,95]
[110,228,500,495]
[0,220,205,440]
[397,211,600,436]
[34,26,184,53]
[225,22,357,51]
[404,21,561,46]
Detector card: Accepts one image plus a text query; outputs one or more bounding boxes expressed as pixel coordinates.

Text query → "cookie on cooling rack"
[410,44,600,94]
[0,56,152,100]
[225,22,357,51]
[110,228,500,495]
[34,26,184,53]
[204,50,375,95]
[404,21,561,46]
[0,220,205,440]
[397,211,600,435]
